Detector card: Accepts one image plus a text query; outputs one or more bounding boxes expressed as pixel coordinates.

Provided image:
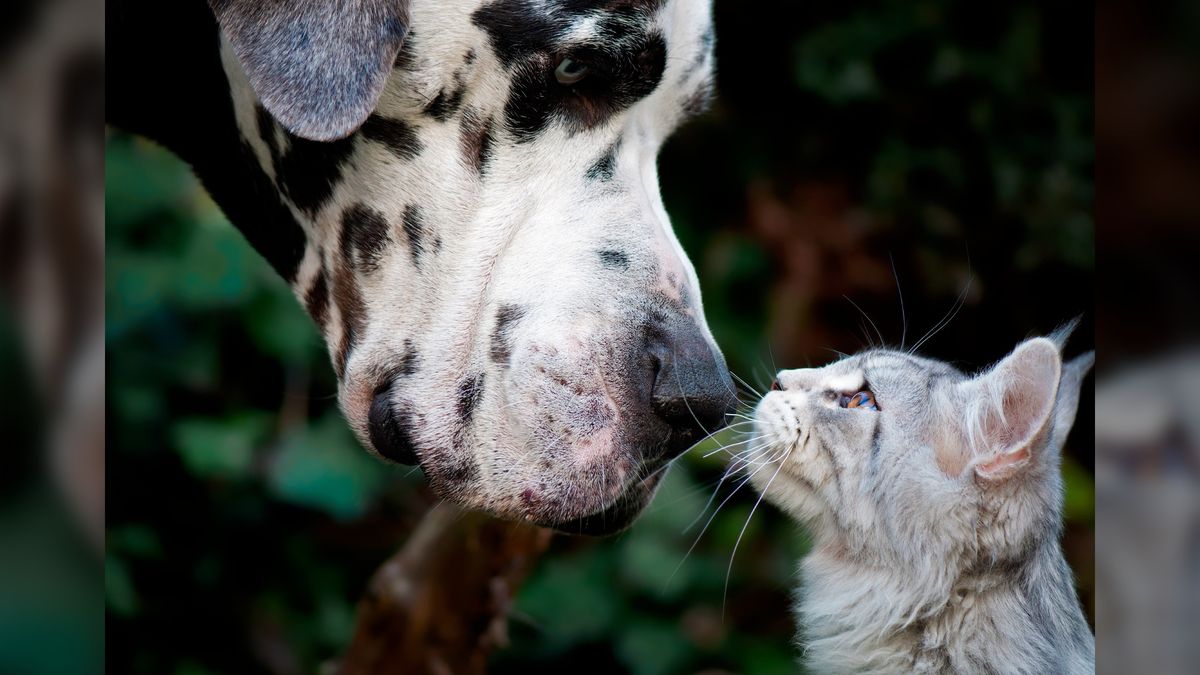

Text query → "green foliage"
[268,412,395,520]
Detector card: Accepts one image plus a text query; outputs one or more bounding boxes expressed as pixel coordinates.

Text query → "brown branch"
[336,504,553,675]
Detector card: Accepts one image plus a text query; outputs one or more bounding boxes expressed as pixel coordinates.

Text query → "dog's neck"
[108,0,308,282]
[797,538,1094,674]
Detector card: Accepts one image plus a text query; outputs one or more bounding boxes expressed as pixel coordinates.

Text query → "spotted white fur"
[218,0,727,531]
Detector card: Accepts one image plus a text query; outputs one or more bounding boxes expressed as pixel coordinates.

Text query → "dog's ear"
[209,0,410,141]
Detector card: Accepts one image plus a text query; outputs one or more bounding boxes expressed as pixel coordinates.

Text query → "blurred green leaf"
[1062,456,1095,524]
[244,292,322,364]
[515,551,621,649]
[172,413,274,479]
[106,555,138,618]
[615,617,692,675]
[267,412,394,519]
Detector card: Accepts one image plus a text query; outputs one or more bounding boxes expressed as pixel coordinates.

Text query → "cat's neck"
[797,536,1094,674]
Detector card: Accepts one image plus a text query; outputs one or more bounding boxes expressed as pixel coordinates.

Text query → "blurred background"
[5,0,1120,672]
[103,1,1094,674]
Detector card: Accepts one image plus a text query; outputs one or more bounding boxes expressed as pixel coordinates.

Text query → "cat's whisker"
[678,462,744,536]
[725,445,776,468]
[822,346,850,360]
[753,362,778,395]
[684,421,756,446]
[909,270,973,355]
[701,437,766,459]
[666,460,775,591]
[735,444,788,467]
[730,370,765,399]
[889,252,908,352]
[723,444,793,618]
[845,294,885,349]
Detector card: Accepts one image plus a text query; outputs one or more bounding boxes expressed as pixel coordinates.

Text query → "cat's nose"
[648,320,738,458]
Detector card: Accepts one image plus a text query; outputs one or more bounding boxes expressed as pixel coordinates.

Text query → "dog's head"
[214,0,733,533]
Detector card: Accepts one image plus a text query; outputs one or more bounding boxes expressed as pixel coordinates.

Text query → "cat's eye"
[838,390,878,411]
[554,56,590,85]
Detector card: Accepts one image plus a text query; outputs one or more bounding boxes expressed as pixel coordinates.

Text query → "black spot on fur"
[491,304,526,364]
[399,338,419,376]
[456,373,486,424]
[339,203,391,273]
[393,29,417,70]
[332,260,366,378]
[597,249,630,270]
[464,48,477,64]
[304,266,329,328]
[275,129,357,216]
[401,205,426,267]
[439,455,480,486]
[424,74,467,122]
[460,107,495,175]
[361,114,422,160]
[375,339,420,387]
[587,142,618,181]
[369,389,419,465]
[472,0,668,142]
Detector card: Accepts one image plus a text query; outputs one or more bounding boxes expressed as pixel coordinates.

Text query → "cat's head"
[749,326,1093,569]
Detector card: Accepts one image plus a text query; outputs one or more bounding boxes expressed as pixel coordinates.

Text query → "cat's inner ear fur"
[209,0,411,141]
[961,338,1063,482]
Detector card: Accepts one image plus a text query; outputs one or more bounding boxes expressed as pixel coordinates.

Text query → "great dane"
[109,0,735,534]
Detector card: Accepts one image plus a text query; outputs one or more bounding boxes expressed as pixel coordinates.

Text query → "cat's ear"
[1048,351,1094,451]
[959,338,1063,482]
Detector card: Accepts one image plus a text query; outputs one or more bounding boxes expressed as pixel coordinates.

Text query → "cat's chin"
[752,463,827,524]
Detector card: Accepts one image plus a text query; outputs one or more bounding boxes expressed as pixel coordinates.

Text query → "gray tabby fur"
[749,326,1095,674]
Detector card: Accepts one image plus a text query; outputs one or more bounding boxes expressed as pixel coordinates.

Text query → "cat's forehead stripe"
[863,352,963,378]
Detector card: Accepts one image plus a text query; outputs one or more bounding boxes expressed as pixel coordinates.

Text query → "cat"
[747,325,1095,674]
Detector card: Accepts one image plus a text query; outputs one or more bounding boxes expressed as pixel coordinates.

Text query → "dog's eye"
[838,390,878,411]
[554,56,590,85]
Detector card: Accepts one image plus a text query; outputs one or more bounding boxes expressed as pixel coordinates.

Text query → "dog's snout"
[648,321,739,456]
[368,384,419,465]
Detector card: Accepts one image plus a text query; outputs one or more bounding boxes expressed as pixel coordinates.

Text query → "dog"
[109,0,734,534]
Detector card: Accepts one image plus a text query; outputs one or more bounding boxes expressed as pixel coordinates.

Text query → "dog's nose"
[648,321,738,457]
[368,383,419,465]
